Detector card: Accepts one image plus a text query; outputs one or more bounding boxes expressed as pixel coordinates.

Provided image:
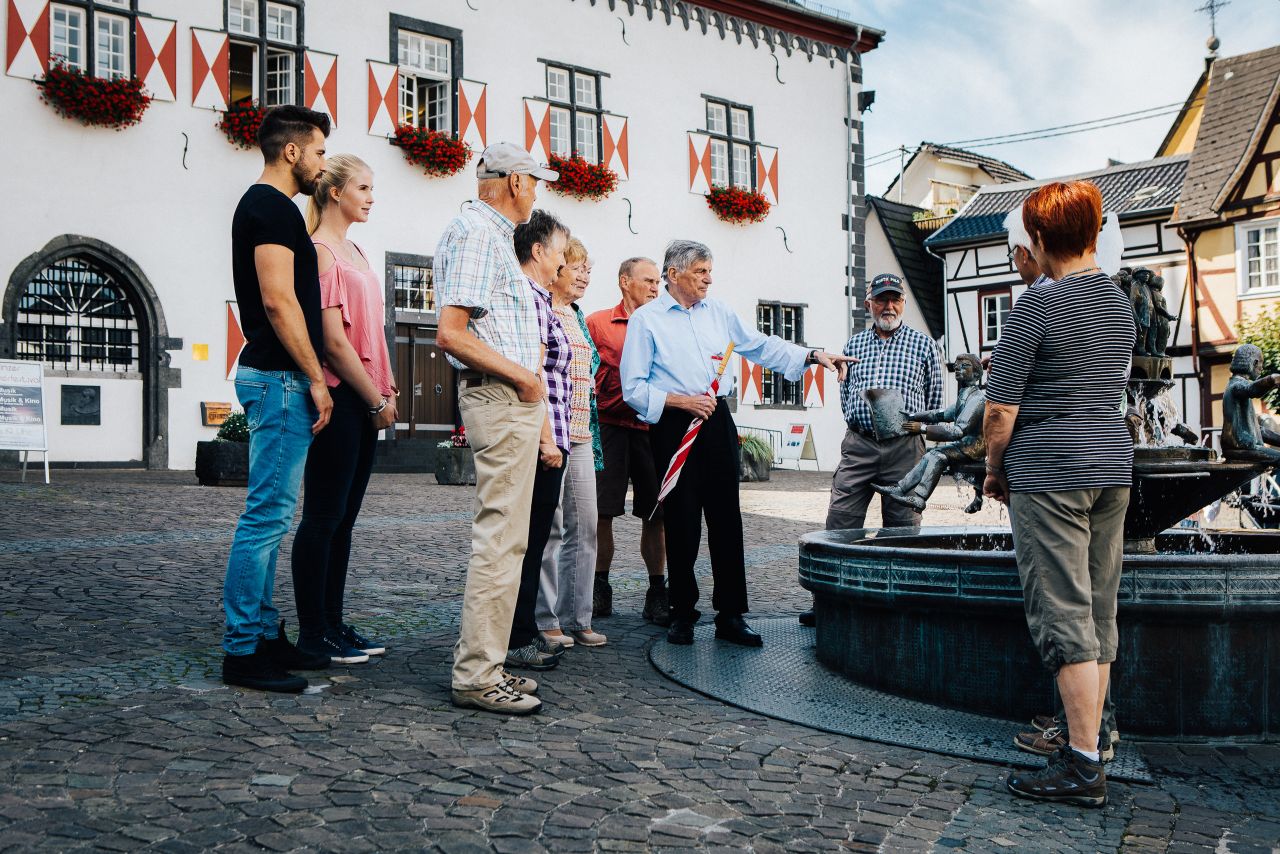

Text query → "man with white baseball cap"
[433,143,559,715]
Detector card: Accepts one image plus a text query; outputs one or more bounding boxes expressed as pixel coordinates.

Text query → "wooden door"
[393,323,456,438]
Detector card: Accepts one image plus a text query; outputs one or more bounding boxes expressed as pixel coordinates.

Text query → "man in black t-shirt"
[221,105,335,694]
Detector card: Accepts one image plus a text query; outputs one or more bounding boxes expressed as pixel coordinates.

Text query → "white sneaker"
[451,681,541,715]
[540,631,574,650]
[572,628,607,647]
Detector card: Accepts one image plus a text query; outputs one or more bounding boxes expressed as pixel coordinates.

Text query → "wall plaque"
[61,385,101,426]
[201,402,232,427]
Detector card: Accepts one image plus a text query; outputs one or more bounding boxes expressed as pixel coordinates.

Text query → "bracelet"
[368,398,387,416]
[985,463,1002,473]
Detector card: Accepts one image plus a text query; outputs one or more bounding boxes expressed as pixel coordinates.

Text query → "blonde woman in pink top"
[290,154,397,665]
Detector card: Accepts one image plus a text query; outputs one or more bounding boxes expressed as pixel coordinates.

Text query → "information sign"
[0,359,46,451]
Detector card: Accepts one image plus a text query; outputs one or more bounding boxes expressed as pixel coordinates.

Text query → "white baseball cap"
[476,142,559,182]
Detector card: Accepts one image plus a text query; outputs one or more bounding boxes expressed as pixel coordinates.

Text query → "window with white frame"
[982,292,1012,345]
[392,261,435,312]
[543,62,605,163]
[228,0,257,35]
[397,30,452,132]
[226,0,301,107]
[757,302,804,406]
[704,97,755,190]
[50,1,137,78]
[50,5,85,69]
[95,13,127,79]
[1241,221,1280,294]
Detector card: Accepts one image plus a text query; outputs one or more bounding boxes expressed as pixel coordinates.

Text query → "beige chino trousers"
[451,380,544,691]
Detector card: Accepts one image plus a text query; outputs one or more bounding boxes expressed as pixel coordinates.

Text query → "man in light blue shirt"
[620,239,853,647]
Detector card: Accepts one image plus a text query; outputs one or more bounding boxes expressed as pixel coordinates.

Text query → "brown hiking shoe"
[451,681,541,715]
[642,580,671,626]
[1007,748,1107,807]
[1031,713,1063,732]
[1014,726,1067,757]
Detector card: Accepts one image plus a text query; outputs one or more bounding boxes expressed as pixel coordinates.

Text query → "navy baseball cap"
[869,273,905,298]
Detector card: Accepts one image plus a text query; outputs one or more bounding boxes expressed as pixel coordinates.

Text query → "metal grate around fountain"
[648,617,1153,784]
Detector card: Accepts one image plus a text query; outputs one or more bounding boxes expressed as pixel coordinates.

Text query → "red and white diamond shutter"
[226,302,245,381]
[136,17,177,102]
[457,79,487,151]
[739,357,763,406]
[366,60,397,136]
[191,28,229,110]
[523,98,551,164]
[687,132,712,195]
[5,0,49,80]
[303,50,338,126]
[602,113,629,181]
[757,144,779,205]
[803,364,824,408]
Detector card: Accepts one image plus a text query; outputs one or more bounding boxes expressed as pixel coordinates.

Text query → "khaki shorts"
[1008,487,1129,672]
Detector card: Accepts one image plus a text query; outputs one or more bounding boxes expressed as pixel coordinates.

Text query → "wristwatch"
[805,349,820,365]
[368,398,388,416]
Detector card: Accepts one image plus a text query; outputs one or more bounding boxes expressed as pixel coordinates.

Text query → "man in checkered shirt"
[803,273,942,625]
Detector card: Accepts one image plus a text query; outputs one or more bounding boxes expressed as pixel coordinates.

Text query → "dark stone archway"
[1,235,182,469]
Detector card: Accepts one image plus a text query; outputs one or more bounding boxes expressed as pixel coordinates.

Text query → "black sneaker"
[222,646,307,693]
[340,624,386,656]
[1007,748,1107,807]
[297,632,369,665]
[593,575,613,618]
[261,621,330,670]
[642,580,671,627]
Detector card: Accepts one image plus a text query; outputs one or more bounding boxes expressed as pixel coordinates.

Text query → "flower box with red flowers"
[391,125,472,177]
[706,186,771,225]
[39,59,151,130]
[217,101,265,150]
[547,154,618,202]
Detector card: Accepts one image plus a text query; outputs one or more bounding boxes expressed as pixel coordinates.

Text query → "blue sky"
[817,0,1280,195]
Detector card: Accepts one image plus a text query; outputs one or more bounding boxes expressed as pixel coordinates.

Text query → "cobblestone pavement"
[0,468,1277,852]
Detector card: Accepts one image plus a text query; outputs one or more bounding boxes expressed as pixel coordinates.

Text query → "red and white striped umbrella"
[650,342,736,519]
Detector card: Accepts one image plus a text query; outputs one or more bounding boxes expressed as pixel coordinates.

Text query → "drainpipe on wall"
[924,240,952,407]
[1178,226,1207,430]
[843,30,861,342]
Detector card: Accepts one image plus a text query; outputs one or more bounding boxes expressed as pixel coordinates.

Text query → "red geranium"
[38,59,150,130]
[391,125,471,177]
[706,186,771,225]
[217,101,265,150]
[546,154,618,202]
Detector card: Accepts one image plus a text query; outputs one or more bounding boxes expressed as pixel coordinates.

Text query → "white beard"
[874,314,902,333]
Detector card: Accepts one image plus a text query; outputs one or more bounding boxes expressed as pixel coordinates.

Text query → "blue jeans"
[222,366,316,655]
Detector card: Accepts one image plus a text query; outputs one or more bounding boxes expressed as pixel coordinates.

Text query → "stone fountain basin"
[799,527,1280,740]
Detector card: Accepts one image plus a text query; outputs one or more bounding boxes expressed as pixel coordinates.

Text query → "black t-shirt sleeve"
[247,196,304,250]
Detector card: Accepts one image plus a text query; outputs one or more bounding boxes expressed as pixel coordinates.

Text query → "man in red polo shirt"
[586,257,669,625]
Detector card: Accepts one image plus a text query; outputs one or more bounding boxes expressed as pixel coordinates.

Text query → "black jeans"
[291,382,378,640]
[508,451,567,650]
[649,398,748,622]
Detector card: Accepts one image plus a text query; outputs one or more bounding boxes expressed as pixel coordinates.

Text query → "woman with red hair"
[982,180,1135,807]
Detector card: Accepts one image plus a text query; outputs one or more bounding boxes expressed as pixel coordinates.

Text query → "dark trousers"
[650,398,748,622]
[508,452,567,650]
[290,383,377,640]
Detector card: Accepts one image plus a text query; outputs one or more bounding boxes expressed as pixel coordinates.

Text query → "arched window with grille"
[4,238,176,469]
[14,255,141,373]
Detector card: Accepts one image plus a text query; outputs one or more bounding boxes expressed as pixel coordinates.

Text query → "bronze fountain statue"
[1221,343,1280,463]
[873,354,986,513]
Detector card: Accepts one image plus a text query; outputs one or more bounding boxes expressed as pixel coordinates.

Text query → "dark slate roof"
[887,143,1032,197]
[925,155,1190,249]
[919,142,1033,184]
[1171,45,1280,226]
[867,196,945,339]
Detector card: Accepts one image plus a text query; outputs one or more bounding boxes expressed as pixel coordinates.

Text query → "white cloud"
[820,0,1280,195]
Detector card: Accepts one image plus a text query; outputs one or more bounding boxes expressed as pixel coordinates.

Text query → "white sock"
[1073,748,1100,763]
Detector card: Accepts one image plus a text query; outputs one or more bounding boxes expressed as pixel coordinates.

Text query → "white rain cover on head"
[1096,212,1124,276]
[1004,205,1031,250]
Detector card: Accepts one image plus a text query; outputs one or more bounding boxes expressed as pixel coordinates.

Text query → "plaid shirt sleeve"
[436,224,496,316]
